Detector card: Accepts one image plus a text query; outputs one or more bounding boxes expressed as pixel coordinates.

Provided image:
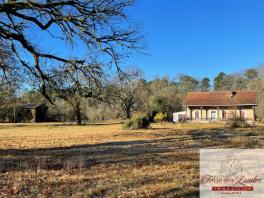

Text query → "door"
[222,111,226,119]
[241,111,246,119]
[195,111,199,119]
[211,111,217,120]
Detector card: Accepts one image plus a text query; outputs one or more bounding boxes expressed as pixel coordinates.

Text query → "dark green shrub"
[226,117,250,128]
[123,113,150,129]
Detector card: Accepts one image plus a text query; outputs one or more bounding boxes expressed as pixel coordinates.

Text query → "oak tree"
[0,0,144,102]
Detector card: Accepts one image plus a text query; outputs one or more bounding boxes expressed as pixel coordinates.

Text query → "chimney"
[230,90,236,98]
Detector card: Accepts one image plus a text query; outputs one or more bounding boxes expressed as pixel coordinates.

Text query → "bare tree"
[112,69,141,119]
[0,42,19,82]
[0,43,20,121]
[248,66,264,120]
[51,62,104,125]
[0,0,144,101]
[178,75,199,94]
[199,77,210,91]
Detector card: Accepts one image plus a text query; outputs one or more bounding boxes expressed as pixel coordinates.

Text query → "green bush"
[123,113,150,129]
[154,112,167,123]
[226,117,250,128]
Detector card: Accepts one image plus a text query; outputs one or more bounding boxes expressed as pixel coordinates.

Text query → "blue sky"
[126,0,264,81]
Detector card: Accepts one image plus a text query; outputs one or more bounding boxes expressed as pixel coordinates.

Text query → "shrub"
[226,117,250,128]
[123,113,150,129]
[154,112,167,123]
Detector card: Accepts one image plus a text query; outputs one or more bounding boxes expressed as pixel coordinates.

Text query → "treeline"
[1,1,263,125]
[1,66,264,124]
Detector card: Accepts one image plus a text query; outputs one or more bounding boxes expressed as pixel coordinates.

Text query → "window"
[195,111,199,119]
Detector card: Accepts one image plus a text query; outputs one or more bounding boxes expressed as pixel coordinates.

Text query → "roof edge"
[183,104,257,107]
[186,90,257,94]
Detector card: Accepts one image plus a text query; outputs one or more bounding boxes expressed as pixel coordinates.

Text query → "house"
[183,90,257,121]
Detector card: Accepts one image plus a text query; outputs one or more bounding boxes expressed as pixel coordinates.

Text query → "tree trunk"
[126,107,131,119]
[124,100,134,119]
[125,102,133,119]
[75,102,82,125]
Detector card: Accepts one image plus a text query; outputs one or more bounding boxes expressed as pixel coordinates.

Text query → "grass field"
[0,122,263,197]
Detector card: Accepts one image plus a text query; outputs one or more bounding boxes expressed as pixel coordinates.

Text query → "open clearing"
[0,122,263,197]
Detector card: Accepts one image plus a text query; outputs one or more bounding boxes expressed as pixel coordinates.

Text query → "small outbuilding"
[10,104,48,123]
[173,111,186,122]
[21,104,48,122]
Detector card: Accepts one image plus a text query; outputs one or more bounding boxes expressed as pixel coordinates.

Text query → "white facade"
[173,111,186,122]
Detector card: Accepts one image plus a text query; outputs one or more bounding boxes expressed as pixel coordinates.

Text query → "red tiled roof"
[183,91,257,106]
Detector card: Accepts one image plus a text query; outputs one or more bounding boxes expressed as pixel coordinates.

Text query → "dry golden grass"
[0,122,223,149]
[0,122,263,197]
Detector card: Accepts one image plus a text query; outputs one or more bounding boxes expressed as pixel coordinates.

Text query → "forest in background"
[0,1,264,124]
[1,65,264,123]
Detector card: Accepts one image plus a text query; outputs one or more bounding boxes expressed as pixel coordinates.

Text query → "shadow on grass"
[153,186,199,197]
[0,125,260,174]
[189,127,236,140]
[0,126,262,197]
[0,122,123,129]
[0,137,201,172]
[0,127,235,173]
